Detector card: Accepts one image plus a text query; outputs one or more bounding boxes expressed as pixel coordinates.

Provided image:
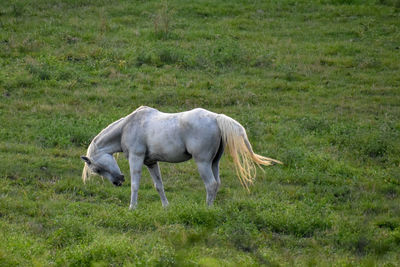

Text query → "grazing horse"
[81,106,282,209]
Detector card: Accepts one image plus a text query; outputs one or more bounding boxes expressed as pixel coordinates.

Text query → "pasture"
[0,0,399,265]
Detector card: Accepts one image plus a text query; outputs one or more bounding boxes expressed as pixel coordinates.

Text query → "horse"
[81,106,282,209]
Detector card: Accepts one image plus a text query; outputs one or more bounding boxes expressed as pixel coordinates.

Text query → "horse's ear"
[81,156,91,165]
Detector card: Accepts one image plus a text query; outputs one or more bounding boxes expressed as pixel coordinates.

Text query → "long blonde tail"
[216,114,282,191]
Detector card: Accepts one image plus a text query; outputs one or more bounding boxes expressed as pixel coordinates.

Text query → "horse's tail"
[216,114,282,191]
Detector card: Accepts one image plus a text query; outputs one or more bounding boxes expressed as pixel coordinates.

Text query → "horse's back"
[156,107,221,149]
[179,108,219,134]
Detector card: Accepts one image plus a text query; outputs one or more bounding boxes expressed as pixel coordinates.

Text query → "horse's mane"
[82,141,97,183]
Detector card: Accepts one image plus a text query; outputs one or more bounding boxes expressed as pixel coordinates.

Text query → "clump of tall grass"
[153,2,173,40]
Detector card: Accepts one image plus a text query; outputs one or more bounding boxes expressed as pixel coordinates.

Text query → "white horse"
[81,106,282,209]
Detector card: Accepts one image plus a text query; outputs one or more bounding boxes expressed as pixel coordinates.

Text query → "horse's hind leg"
[196,160,218,206]
[211,139,224,195]
[146,163,169,207]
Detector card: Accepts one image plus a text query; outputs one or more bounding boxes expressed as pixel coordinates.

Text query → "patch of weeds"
[64,35,80,44]
[159,225,206,250]
[333,223,370,254]
[222,218,258,252]
[327,0,357,5]
[361,201,387,215]
[284,71,303,82]
[136,46,187,67]
[135,51,153,67]
[270,80,296,92]
[330,123,394,162]
[328,123,354,146]
[356,56,382,69]
[279,147,306,168]
[25,57,77,82]
[250,54,274,68]
[274,64,305,82]
[60,235,133,266]
[377,0,400,8]
[384,168,400,186]
[144,241,177,266]
[48,216,93,248]
[210,38,243,68]
[331,186,353,203]
[299,116,331,134]
[158,47,182,65]
[332,221,395,255]
[135,38,245,70]
[11,3,24,17]
[324,43,361,56]
[379,184,399,199]
[375,218,399,230]
[153,2,174,40]
[169,204,222,228]
[225,198,331,238]
[371,238,394,255]
[17,38,41,53]
[392,227,400,244]
[26,61,52,81]
[0,252,20,267]
[3,73,34,91]
[36,117,96,148]
[254,201,331,237]
[65,53,87,63]
[363,134,388,159]
[319,58,334,66]
[57,69,74,81]
[60,232,177,266]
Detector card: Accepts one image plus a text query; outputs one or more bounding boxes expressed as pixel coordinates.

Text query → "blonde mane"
[82,141,96,183]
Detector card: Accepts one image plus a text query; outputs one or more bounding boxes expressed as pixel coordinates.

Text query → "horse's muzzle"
[113,181,123,186]
[113,174,125,186]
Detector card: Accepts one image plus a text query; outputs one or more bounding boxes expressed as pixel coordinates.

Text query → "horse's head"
[81,154,125,186]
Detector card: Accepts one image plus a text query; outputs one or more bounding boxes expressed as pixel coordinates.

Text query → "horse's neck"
[90,117,125,156]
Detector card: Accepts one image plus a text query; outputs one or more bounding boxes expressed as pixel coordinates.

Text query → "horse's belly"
[146,148,191,163]
[160,152,192,163]
[146,137,191,163]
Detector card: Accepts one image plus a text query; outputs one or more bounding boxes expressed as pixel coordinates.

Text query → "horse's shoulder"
[130,106,158,117]
[135,105,158,113]
[121,107,154,128]
[191,107,208,113]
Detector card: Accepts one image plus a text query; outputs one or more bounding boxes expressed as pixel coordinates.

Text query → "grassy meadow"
[1,0,400,265]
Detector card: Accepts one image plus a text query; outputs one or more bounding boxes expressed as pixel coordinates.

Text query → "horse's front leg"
[147,163,169,207]
[128,154,144,210]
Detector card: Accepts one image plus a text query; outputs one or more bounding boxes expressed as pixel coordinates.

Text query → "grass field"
[1,0,400,265]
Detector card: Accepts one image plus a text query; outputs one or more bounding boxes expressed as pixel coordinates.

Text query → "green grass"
[1,0,400,265]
